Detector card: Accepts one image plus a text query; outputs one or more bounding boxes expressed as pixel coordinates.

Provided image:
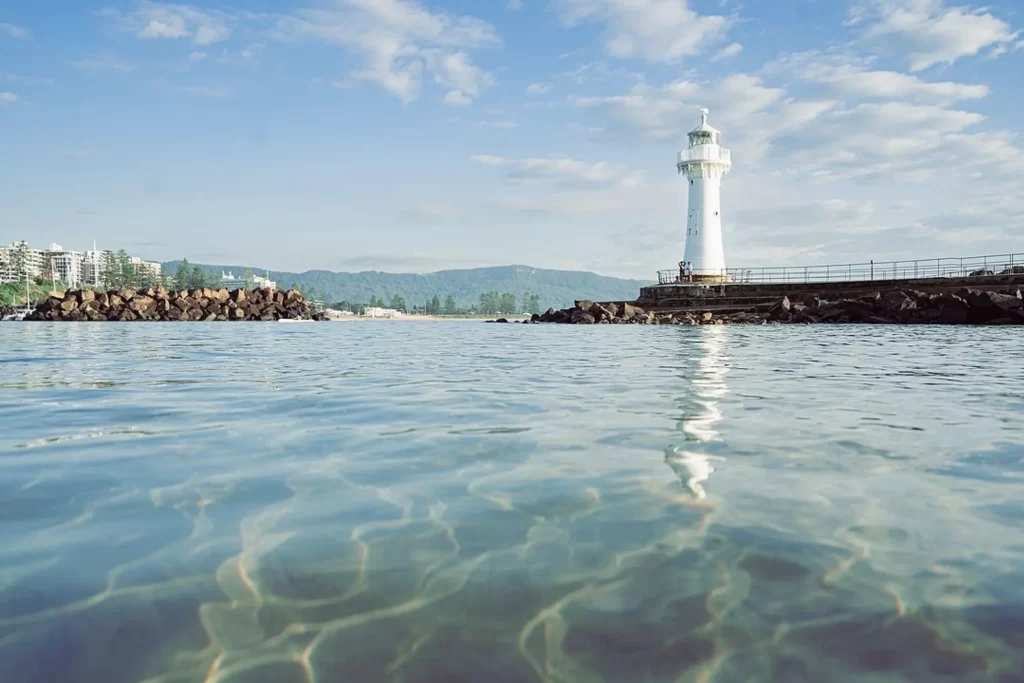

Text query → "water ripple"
[0,322,1022,682]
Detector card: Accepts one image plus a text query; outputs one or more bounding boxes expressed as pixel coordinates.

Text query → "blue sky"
[2,0,1023,277]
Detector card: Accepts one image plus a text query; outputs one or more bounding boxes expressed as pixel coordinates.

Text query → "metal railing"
[677,146,731,166]
[657,253,1024,286]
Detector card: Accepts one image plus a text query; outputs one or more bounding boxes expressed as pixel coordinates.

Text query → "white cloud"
[274,0,500,104]
[712,42,743,61]
[773,102,998,182]
[552,45,1024,273]
[69,51,137,74]
[526,82,551,95]
[444,89,471,106]
[105,1,233,45]
[1,22,30,39]
[769,51,989,103]
[848,0,1019,71]
[0,91,17,103]
[575,74,837,163]
[187,51,208,63]
[472,154,644,187]
[732,199,879,238]
[507,0,524,9]
[555,0,733,62]
[429,50,493,105]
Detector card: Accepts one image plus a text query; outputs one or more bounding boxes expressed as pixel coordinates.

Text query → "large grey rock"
[768,296,791,321]
[936,295,970,324]
[620,303,644,319]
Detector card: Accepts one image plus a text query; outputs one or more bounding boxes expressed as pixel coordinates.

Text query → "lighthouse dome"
[688,108,721,145]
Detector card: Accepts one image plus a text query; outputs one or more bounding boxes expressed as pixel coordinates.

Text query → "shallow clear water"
[1,322,1022,683]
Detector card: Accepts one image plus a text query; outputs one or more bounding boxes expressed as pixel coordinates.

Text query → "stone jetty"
[25,287,327,322]
[528,288,1023,326]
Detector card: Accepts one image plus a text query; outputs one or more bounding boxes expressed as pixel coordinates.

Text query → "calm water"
[1,322,1022,683]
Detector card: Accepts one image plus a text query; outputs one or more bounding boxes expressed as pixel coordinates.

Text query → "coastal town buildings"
[364,306,403,318]
[678,109,732,282]
[0,240,160,288]
[220,270,277,290]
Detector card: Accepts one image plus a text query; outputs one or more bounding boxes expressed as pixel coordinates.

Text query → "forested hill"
[160,262,650,311]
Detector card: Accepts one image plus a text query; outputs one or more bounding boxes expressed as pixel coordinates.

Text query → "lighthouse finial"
[700,107,709,125]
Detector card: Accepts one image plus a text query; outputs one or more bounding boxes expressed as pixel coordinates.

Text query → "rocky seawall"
[25,287,328,322]
[527,287,1024,326]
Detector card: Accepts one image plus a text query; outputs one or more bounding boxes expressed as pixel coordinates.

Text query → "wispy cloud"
[472,154,644,187]
[712,42,742,61]
[102,1,233,45]
[525,82,551,95]
[274,0,500,105]
[769,50,990,103]
[848,0,1019,71]
[1,22,30,39]
[554,0,733,62]
[0,91,17,104]
[69,50,137,74]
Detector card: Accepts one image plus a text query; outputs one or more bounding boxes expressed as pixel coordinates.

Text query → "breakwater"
[531,286,1023,325]
[638,271,1024,312]
[24,287,327,321]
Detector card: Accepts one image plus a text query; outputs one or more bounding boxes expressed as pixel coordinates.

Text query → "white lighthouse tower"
[677,108,732,282]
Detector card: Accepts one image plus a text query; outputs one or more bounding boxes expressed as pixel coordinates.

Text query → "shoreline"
[326,314,530,322]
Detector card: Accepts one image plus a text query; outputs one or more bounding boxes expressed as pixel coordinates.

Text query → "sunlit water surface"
[1,322,1023,683]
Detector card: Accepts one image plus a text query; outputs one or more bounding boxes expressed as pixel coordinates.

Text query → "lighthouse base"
[658,273,733,286]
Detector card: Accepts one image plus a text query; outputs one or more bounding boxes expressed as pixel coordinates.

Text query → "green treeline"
[160,261,648,312]
[173,258,213,290]
[102,250,164,289]
[330,291,542,316]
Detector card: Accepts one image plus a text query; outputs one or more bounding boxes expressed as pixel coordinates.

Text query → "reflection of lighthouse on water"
[666,327,729,499]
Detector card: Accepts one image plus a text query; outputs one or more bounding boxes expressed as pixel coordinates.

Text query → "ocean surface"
[1,322,1022,683]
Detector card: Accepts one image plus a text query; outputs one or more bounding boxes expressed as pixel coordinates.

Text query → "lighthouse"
[677,108,732,282]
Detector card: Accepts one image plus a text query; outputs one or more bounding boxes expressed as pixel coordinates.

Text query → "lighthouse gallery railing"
[677,147,731,165]
[656,253,1024,285]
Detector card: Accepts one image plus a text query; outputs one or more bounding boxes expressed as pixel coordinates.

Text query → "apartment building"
[0,241,45,283]
[46,244,86,288]
[1,241,161,288]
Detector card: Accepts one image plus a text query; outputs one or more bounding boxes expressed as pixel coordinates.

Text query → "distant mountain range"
[161,262,651,310]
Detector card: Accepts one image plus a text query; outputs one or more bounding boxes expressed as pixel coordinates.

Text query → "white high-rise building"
[0,241,45,283]
[46,244,86,288]
[677,108,732,281]
[83,245,109,288]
